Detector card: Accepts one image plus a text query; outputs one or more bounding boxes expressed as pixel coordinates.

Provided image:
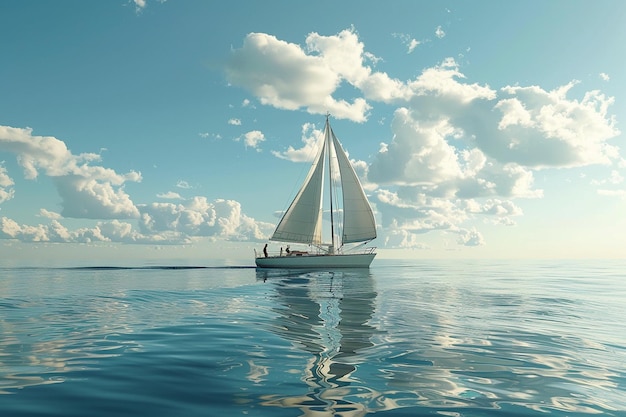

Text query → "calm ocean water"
[0,260,624,416]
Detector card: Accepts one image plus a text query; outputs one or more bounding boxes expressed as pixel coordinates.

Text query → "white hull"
[255,253,375,269]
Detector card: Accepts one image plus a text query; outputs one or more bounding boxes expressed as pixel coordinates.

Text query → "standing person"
[263,243,268,258]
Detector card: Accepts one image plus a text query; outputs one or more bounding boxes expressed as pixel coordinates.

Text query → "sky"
[1,0,625,265]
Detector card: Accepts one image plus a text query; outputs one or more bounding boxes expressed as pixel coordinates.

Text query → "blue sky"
[1,0,625,265]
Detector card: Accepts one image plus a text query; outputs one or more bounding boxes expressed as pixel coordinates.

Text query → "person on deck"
[263,244,268,258]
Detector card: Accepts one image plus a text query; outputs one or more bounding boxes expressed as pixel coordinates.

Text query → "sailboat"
[255,115,377,269]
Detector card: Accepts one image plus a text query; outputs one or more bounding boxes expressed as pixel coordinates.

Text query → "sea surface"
[0,259,625,416]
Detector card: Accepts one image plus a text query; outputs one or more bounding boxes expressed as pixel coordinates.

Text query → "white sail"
[258,115,377,268]
[271,117,376,247]
[270,136,325,244]
[331,128,377,244]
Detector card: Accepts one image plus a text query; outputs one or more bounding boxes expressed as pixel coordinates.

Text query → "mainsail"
[270,116,376,249]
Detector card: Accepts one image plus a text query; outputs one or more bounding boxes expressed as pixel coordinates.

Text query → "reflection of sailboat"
[256,269,380,415]
[255,115,377,269]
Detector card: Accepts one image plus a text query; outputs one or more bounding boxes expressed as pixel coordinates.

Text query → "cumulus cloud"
[0,125,142,219]
[1,195,274,245]
[0,164,15,204]
[0,217,108,243]
[369,108,463,185]
[225,29,371,122]
[483,83,620,167]
[456,228,484,246]
[228,28,619,249]
[54,176,140,219]
[157,191,182,199]
[38,209,61,219]
[272,123,323,162]
[137,197,271,242]
[0,125,272,246]
[241,130,266,149]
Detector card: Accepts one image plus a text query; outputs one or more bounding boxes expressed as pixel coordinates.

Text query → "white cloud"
[0,165,15,204]
[0,217,48,242]
[272,123,322,162]
[98,220,135,242]
[176,180,192,189]
[392,33,424,54]
[157,191,183,199]
[39,209,61,219]
[0,124,274,246]
[133,0,146,12]
[199,132,222,140]
[0,165,13,187]
[407,58,497,105]
[599,72,610,81]
[1,195,275,245]
[242,130,266,149]
[305,28,373,86]
[228,118,242,126]
[368,108,463,186]
[225,30,371,122]
[407,39,421,53]
[0,125,142,219]
[456,228,484,246]
[435,26,446,39]
[358,72,409,103]
[130,0,166,13]
[0,216,115,244]
[55,176,139,219]
[383,228,431,249]
[591,170,623,186]
[138,197,271,241]
[483,83,620,167]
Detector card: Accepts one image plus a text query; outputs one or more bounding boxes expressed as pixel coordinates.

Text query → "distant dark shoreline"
[4,265,257,271]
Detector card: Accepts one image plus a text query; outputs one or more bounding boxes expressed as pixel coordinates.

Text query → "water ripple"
[0,261,625,416]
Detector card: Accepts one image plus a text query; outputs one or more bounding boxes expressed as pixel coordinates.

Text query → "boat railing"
[363,246,377,254]
[345,246,376,255]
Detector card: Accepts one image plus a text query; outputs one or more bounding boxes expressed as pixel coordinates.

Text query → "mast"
[326,114,336,254]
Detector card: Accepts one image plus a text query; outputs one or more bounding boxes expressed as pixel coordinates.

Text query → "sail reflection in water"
[256,269,384,415]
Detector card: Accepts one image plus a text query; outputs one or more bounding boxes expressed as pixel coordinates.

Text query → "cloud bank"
[225,28,621,248]
[0,126,273,245]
